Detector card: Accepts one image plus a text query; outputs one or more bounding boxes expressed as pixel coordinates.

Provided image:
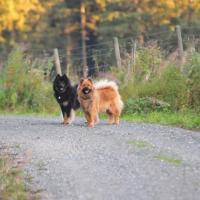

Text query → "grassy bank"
[122,111,200,130]
[0,154,32,200]
[0,110,199,130]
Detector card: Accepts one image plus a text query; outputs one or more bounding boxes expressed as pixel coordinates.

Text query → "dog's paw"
[88,123,94,128]
[61,121,70,125]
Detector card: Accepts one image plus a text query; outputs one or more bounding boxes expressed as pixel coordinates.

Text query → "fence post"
[66,64,70,77]
[113,37,122,69]
[131,40,137,73]
[54,48,62,76]
[80,2,88,77]
[176,25,184,63]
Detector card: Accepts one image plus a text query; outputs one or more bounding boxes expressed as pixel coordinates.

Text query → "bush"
[111,44,197,113]
[120,65,188,112]
[123,97,171,114]
[185,52,200,110]
[0,47,57,113]
[135,43,163,81]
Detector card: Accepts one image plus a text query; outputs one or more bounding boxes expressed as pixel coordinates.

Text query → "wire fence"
[1,26,200,80]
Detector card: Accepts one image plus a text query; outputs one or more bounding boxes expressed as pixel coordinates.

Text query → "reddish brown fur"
[77,79,123,127]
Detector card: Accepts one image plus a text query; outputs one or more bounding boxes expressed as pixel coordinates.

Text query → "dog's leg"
[106,109,114,124]
[68,109,75,124]
[62,113,68,124]
[87,113,95,127]
[62,106,72,124]
[113,108,120,124]
[108,115,115,124]
[109,104,120,125]
[84,113,90,125]
[60,106,68,124]
[114,115,120,124]
[94,114,99,124]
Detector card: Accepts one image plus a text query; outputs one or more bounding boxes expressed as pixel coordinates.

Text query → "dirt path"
[0,115,200,200]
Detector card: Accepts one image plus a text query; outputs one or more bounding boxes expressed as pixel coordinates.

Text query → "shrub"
[185,52,200,110]
[0,47,57,113]
[123,97,171,114]
[137,66,187,110]
[135,43,163,81]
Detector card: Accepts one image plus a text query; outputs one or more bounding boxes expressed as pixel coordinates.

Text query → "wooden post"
[54,48,62,76]
[66,64,70,77]
[113,37,122,69]
[66,32,72,77]
[80,2,88,77]
[131,40,137,75]
[131,40,137,67]
[176,25,184,62]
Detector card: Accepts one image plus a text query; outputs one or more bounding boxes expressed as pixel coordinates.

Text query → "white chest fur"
[62,101,68,106]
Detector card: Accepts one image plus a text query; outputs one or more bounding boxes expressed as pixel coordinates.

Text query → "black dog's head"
[53,74,71,94]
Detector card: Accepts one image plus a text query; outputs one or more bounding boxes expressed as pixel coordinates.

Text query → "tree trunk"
[80,1,88,77]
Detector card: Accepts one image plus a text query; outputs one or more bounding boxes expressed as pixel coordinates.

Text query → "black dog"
[53,74,80,124]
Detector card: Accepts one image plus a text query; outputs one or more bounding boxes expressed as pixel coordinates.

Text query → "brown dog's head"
[78,78,94,95]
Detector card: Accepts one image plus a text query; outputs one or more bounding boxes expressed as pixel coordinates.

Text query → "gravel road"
[0,115,200,200]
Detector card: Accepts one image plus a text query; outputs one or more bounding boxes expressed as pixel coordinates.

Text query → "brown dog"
[77,78,123,127]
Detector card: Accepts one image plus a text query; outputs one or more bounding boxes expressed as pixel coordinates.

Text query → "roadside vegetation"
[115,45,200,129]
[0,46,200,130]
[0,148,37,200]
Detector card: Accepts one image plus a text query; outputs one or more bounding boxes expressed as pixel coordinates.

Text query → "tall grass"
[0,45,200,120]
[113,44,200,114]
[0,47,58,113]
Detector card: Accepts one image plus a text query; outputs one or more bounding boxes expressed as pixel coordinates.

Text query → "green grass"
[127,140,154,148]
[0,109,199,130]
[154,154,182,166]
[0,156,28,200]
[122,111,200,130]
[0,149,40,200]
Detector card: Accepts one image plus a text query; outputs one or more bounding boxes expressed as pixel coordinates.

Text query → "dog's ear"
[62,74,69,82]
[55,74,61,80]
[79,78,84,85]
[87,78,93,84]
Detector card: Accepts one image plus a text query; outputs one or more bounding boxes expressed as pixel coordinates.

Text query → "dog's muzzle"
[82,87,91,94]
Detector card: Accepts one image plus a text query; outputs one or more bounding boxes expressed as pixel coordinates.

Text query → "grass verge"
[0,155,27,200]
[122,111,200,130]
[0,150,38,200]
[0,110,199,131]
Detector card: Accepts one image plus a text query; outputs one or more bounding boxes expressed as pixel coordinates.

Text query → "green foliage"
[135,44,163,81]
[122,111,200,130]
[113,46,200,115]
[116,44,200,113]
[0,157,27,200]
[0,47,57,113]
[185,52,200,110]
[135,66,188,110]
[123,97,170,114]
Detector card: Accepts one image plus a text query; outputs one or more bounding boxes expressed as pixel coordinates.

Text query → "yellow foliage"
[138,0,200,27]
[0,0,43,41]
[107,11,121,21]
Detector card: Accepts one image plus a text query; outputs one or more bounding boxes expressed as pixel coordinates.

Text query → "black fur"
[53,74,80,122]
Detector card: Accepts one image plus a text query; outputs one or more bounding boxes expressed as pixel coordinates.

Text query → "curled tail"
[94,80,118,91]
[95,80,124,112]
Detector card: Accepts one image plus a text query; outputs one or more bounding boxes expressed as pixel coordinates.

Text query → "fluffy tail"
[94,80,124,112]
[94,80,118,91]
